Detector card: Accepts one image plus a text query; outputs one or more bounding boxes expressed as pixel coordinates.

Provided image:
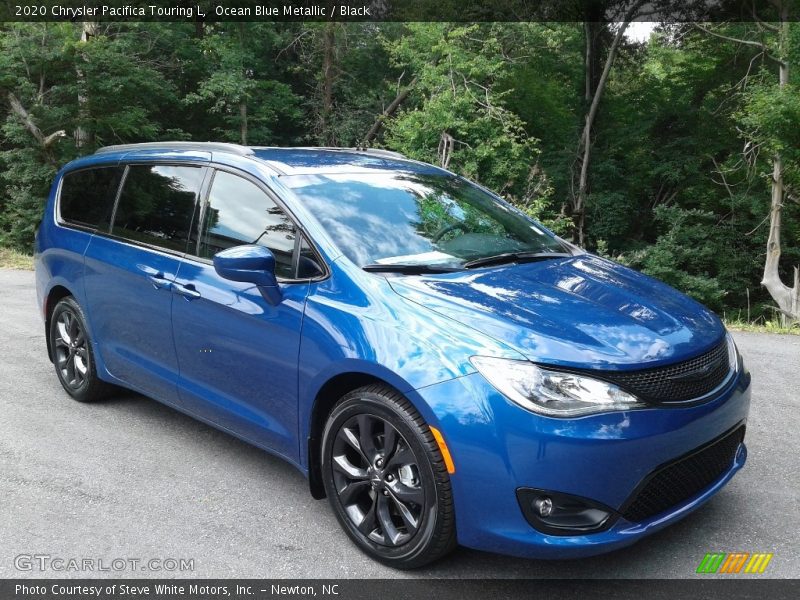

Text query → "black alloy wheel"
[331,413,424,546]
[321,385,456,569]
[49,296,113,402]
[54,307,89,390]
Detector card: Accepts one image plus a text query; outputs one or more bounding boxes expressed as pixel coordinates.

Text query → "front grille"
[593,340,731,403]
[621,425,745,523]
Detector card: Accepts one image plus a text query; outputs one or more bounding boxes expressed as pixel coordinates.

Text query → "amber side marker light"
[429,426,456,474]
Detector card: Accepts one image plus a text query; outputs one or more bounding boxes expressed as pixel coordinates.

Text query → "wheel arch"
[306,371,414,499]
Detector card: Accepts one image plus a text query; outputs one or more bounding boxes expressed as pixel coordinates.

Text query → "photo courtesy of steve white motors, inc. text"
[14,583,340,597]
[16,3,373,18]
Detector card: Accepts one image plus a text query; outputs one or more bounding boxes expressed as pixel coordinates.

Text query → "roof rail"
[95,142,254,156]
[358,147,407,160]
[254,146,408,160]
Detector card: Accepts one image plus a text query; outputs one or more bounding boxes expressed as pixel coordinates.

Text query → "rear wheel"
[49,296,112,402]
[321,385,456,569]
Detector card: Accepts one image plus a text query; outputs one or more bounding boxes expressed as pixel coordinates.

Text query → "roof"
[251,147,445,176]
[91,142,447,176]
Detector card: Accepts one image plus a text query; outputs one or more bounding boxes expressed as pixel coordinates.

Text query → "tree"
[695,6,800,324]
[0,20,796,325]
[382,24,547,209]
[184,23,301,145]
[570,0,646,246]
[0,22,184,248]
[0,23,74,248]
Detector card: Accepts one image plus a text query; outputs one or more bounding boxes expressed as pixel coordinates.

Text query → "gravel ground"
[1,268,797,579]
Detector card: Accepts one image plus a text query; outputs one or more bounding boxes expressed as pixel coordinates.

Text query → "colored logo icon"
[696,552,773,574]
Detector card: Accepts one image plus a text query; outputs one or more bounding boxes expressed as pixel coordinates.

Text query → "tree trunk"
[74,22,98,149]
[239,101,248,146]
[236,23,249,146]
[571,3,642,246]
[320,23,336,145]
[438,132,454,169]
[761,11,799,325]
[584,22,601,103]
[584,22,592,103]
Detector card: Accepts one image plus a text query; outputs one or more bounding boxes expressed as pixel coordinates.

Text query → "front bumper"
[411,366,751,559]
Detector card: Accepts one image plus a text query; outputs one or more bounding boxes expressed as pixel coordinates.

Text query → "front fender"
[296,261,525,468]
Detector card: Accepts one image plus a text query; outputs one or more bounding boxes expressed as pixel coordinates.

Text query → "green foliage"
[184,23,302,144]
[69,29,178,143]
[619,205,728,311]
[0,148,56,248]
[383,24,546,207]
[0,21,797,322]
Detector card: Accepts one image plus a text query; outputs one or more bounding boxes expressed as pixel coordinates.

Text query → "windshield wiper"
[463,251,573,270]
[362,263,463,274]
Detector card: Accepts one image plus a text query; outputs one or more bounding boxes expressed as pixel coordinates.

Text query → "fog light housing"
[517,488,617,536]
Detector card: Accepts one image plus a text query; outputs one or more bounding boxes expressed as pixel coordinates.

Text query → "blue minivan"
[35,142,751,568]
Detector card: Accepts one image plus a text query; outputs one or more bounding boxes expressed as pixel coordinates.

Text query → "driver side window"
[197,170,297,278]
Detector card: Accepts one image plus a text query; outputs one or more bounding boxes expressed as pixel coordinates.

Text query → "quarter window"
[112,165,203,252]
[197,170,297,279]
[297,236,324,279]
[59,167,124,230]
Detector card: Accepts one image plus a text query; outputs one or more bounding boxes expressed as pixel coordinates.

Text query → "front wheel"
[321,385,456,569]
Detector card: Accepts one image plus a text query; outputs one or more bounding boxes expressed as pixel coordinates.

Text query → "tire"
[321,384,456,569]
[49,296,113,402]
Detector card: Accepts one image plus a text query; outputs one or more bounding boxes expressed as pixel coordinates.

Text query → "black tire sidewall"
[321,392,445,567]
[49,297,100,401]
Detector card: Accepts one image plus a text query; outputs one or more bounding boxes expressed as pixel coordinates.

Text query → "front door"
[171,169,315,462]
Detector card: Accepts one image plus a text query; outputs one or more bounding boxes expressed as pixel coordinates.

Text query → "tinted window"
[297,236,324,279]
[59,167,124,230]
[198,170,297,278]
[112,165,203,252]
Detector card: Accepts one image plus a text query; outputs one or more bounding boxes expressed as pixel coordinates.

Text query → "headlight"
[470,356,645,417]
[726,332,739,373]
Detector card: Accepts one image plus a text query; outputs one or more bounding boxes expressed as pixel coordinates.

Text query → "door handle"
[174,282,201,300]
[137,265,172,290]
[147,272,171,290]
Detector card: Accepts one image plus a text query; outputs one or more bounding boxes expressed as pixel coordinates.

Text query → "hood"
[388,255,724,370]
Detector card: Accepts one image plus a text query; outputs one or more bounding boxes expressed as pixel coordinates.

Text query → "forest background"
[2,12,798,325]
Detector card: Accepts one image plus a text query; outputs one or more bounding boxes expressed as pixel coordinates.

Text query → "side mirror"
[213,245,283,305]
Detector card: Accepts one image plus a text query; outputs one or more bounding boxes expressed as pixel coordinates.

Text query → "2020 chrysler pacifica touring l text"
[35,142,751,568]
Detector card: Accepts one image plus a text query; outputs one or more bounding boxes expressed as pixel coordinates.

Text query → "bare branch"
[692,23,785,65]
[362,76,417,144]
[737,50,767,91]
[711,157,738,203]
[7,92,66,159]
[9,92,42,145]
[277,29,311,59]
[753,0,780,31]
[746,213,771,235]
[43,130,67,146]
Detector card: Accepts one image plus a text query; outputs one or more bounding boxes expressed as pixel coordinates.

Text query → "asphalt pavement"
[0,268,797,578]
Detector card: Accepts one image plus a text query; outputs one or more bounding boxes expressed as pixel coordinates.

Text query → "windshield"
[282,172,569,268]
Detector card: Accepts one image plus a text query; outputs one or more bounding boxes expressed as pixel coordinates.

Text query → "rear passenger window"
[59,167,124,230]
[112,165,203,252]
[197,170,297,278]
